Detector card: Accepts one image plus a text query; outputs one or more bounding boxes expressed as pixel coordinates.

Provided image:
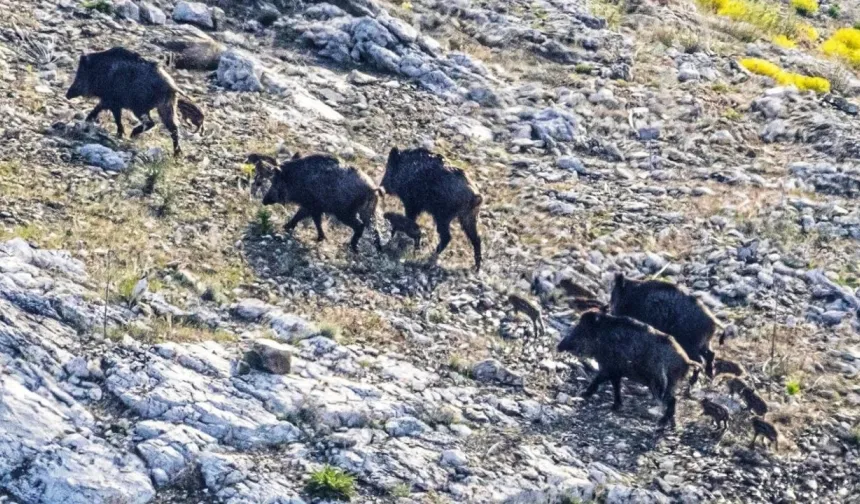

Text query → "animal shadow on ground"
[240,217,471,298]
[530,376,726,472]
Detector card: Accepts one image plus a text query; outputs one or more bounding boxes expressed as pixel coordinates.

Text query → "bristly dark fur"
[557,310,700,427]
[701,398,730,430]
[384,212,422,247]
[261,153,382,252]
[609,273,719,382]
[66,47,204,156]
[751,416,779,450]
[381,147,483,271]
[740,387,768,415]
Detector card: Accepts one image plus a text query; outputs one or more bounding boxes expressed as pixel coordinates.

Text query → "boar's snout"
[261,189,276,206]
[65,85,79,100]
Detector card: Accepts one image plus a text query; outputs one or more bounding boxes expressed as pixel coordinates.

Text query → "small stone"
[244,339,293,375]
[113,0,140,21]
[140,2,167,24]
[440,449,468,467]
[173,1,215,29]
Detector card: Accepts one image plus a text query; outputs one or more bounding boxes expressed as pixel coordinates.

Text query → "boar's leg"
[358,197,382,252]
[433,215,454,258]
[284,207,311,234]
[338,212,365,252]
[157,101,181,157]
[311,211,327,242]
[658,380,679,427]
[581,372,609,399]
[85,103,106,123]
[458,210,482,271]
[404,207,422,248]
[110,107,125,138]
[610,376,623,410]
[131,113,156,138]
[702,347,715,378]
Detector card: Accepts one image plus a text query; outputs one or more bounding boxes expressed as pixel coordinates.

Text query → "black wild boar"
[260,153,382,251]
[66,47,204,157]
[557,310,701,427]
[751,416,779,450]
[726,377,750,397]
[384,212,422,247]
[508,293,545,336]
[558,278,599,300]
[609,273,722,382]
[381,147,483,271]
[701,398,730,430]
[740,387,768,416]
[713,358,746,377]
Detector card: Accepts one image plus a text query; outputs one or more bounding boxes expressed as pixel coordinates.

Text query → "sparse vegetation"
[791,0,818,17]
[319,322,342,341]
[574,63,593,74]
[389,482,411,498]
[739,58,831,92]
[82,0,112,13]
[142,160,168,196]
[822,28,860,67]
[786,376,802,395]
[679,31,706,53]
[589,0,623,29]
[697,0,815,43]
[448,354,473,376]
[653,26,677,47]
[827,3,840,18]
[723,107,743,120]
[253,208,274,237]
[305,466,356,501]
[773,34,797,49]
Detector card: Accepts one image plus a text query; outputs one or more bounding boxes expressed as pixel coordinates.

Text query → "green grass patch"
[305,466,356,501]
[82,0,112,13]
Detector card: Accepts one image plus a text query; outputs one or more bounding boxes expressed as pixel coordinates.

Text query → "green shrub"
[785,377,802,396]
[82,0,112,13]
[255,208,274,236]
[306,466,356,501]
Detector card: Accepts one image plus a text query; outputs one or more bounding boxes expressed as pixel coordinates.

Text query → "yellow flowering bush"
[822,28,860,67]
[739,58,831,93]
[791,0,818,16]
[773,35,797,48]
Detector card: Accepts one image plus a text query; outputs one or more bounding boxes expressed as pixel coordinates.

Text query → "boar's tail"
[471,193,483,209]
[569,297,607,312]
[177,99,205,134]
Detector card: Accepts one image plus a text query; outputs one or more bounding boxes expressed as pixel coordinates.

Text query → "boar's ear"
[291,152,301,160]
[388,147,400,164]
[613,272,625,289]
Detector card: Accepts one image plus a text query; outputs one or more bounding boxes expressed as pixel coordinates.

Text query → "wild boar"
[260,153,382,251]
[740,387,768,416]
[508,293,545,336]
[726,377,751,397]
[381,147,483,271]
[66,47,204,156]
[609,273,722,381]
[557,310,701,427]
[701,398,730,430]
[384,212,422,247]
[713,358,746,377]
[751,416,779,450]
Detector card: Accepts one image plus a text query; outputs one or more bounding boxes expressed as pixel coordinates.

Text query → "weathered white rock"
[77,144,130,172]
[173,1,214,29]
[140,2,167,24]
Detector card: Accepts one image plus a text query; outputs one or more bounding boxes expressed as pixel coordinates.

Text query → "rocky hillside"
[1,0,860,502]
